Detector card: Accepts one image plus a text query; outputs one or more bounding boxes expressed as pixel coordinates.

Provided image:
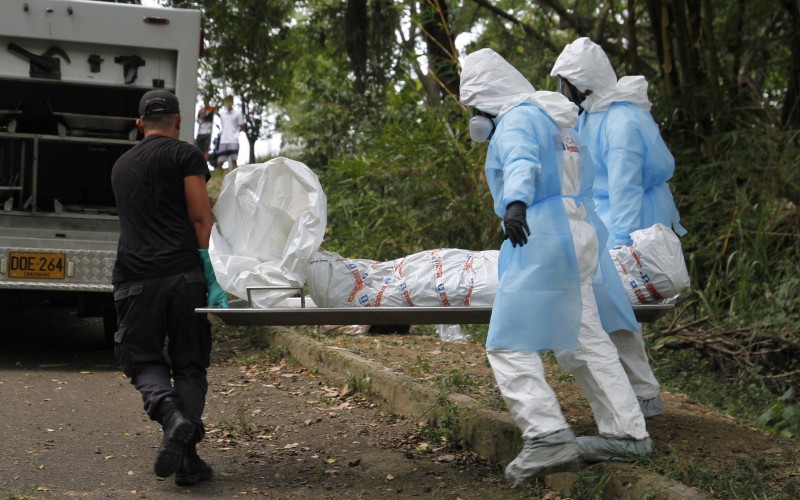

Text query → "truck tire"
[102,308,118,348]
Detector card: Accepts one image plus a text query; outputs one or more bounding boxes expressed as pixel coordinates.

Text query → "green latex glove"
[198,249,229,308]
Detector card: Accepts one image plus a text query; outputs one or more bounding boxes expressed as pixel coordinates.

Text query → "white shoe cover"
[576,436,653,462]
[505,429,580,489]
[639,394,665,419]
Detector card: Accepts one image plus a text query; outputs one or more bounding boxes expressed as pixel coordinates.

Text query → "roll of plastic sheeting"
[307,248,499,309]
[209,157,327,309]
[609,223,690,305]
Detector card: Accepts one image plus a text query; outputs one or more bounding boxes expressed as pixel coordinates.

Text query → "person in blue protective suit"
[550,37,688,419]
[460,49,652,489]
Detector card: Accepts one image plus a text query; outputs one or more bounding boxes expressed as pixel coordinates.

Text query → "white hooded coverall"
[460,49,648,442]
[550,37,665,402]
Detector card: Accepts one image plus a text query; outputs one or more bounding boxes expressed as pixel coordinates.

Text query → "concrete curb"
[250,326,708,499]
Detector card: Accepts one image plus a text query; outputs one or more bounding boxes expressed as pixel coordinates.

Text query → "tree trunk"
[671,0,696,87]
[646,0,666,94]
[626,0,639,72]
[701,0,723,125]
[729,0,745,100]
[420,0,459,100]
[782,0,800,128]
[345,0,369,94]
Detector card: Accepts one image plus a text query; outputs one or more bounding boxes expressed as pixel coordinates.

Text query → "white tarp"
[209,157,327,309]
[307,248,500,309]
[609,223,691,305]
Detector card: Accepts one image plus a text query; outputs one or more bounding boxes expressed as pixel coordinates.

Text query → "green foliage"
[437,366,477,389]
[411,355,432,375]
[266,345,286,364]
[219,405,253,436]
[641,444,798,499]
[651,346,779,423]
[3,483,38,500]
[569,470,612,500]
[321,98,496,261]
[755,388,800,439]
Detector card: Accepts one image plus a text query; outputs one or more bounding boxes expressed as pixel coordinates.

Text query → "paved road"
[0,303,526,500]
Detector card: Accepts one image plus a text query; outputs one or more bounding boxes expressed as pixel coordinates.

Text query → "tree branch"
[469,0,558,52]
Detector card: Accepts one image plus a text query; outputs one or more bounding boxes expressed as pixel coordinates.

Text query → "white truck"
[0,0,201,345]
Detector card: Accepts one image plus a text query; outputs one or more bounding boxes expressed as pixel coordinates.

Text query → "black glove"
[503,201,530,247]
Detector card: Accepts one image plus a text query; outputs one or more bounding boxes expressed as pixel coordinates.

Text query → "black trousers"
[113,270,212,439]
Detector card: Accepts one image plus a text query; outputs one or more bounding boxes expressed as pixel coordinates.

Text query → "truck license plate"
[9,252,66,279]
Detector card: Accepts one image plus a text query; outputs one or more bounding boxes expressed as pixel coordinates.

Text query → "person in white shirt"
[216,95,244,170]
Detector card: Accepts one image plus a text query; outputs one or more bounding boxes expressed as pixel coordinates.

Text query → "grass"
[3,483,38,500]
[637,444,799,499]
[218,405,253,436]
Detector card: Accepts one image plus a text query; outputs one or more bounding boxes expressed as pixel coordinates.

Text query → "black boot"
[175,442,213,486]
[153,397,195,478]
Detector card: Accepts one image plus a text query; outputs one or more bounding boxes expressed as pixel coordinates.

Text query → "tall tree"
[187,0,295,164]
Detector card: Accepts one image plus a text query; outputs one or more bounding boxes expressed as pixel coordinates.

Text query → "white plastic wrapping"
[209,157,327,309]
[609,223,691,305]
[307,248,499,309]
[436,324,470,344]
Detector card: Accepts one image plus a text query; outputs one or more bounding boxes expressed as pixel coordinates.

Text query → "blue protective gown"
[485,103,639,353]
[576,102,687,250]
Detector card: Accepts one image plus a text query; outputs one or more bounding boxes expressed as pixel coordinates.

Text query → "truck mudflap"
[0,246,115,292]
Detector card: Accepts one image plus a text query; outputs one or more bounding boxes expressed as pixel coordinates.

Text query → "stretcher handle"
[246,286,305,309]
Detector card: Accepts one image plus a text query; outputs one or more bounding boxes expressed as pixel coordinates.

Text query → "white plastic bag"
[609,223,691,305]
[307,248,499,309]
[209,157,327,308]
[436,324,471,344]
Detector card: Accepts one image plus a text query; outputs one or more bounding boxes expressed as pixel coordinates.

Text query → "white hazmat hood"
[550,37,651,113]
[460,48,578,128]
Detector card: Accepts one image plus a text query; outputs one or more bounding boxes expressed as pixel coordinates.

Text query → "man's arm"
[185,174,212,249]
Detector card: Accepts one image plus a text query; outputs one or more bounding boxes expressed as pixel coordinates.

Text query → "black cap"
[139,90,180,117]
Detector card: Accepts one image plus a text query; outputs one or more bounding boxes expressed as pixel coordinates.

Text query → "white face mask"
[469,115,495,142]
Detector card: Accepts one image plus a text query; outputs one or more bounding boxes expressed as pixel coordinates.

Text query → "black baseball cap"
[139,90,180,117]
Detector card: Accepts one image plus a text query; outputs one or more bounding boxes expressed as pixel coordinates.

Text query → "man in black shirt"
[111,90,227,486]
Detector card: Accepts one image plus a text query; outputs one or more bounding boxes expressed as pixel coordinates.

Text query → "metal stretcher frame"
[197,287,693,327]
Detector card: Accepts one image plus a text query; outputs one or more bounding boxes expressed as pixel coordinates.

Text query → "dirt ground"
[0,304,547,500]
[294,328,800,493]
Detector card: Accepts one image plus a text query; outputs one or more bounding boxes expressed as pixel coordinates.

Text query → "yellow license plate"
[9,252,66,279]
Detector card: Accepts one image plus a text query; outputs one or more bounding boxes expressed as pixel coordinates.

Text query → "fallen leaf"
[543,493,558,500]
[37,487,50,491]
[339,383,352,398]
[258,435,273,440]
[128,471,136,476]
[281,374,296,379]
[274,473,281,479]
[311,454,319,458]
[284,443,299,449]
[438,454,456,463]
[80,371,92,374]
[279,358,287,367]
[324,457,337,463]
[122,433,130,436]
[42,399,51,402]
[46,429,55,432]
[37,465,44,469]
[27,450,36,454]
[105,455,115,460]
[261,384,276,388]
[386,474,394,480]
[349,459,361,467]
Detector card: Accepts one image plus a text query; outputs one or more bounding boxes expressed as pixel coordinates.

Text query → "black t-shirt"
[111,135,210,283]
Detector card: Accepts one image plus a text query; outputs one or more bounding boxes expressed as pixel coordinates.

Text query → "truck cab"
[0,0,201,344]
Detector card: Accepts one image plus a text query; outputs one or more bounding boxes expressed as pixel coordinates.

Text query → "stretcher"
[197,286,693,327]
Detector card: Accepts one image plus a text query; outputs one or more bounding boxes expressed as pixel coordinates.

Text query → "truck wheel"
[102,308,118,348]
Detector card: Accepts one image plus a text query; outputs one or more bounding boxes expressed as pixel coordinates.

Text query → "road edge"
[248,325,707,500]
